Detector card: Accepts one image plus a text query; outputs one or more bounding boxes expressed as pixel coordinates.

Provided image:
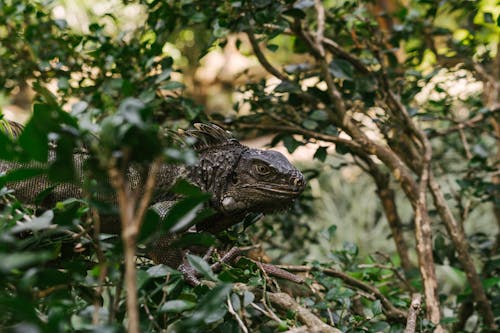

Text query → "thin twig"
[227,296,249,333]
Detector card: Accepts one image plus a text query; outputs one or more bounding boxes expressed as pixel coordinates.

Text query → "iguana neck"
[187,143,249,211]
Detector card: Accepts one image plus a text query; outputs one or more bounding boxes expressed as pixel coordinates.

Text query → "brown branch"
[266,292,341,333]
[314,0,325,57]
[258,262,305,284]
[452,298,474,333]
[428,107,500,138]
[107,158,161,333]
[237,122,360,149]
[91,209,108,325]
[320,36,371,75]
[275,265,407,322]
[246,28,289,82]
[360,157,414,275]
[428,172,497,329]
[404,294,422,333]
[380,87,444,329]
[134,159,161,229]
[261,22,371,75]
[322,267,407,322]
[108,164,140,333]
[413,123,442,329]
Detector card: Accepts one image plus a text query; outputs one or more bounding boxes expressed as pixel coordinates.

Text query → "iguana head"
[220,148,305,214]
[187,123,306,215]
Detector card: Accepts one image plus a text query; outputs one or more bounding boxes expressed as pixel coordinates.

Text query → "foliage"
[0,0,499,332]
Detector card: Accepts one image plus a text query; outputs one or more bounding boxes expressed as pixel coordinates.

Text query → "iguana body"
[0,121,305,266]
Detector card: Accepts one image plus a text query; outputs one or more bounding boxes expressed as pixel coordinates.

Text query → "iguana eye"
[255,164,271,175]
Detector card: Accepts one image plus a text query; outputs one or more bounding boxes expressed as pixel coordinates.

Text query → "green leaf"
[159,299,197,313]
[10,210,53,234]
[483,12,494,23]
[283,135,301,154]
[172,232,217,248]
[147,264,180,278]
[117,98,145,127]
[163,194,210,233]
[0,251,54,272]
[155,69,172,83]
[160,81,185,91]
[313,146,328,162]
[274,81,301,93]
[309,109,329,121]
[186,254,217,281]
[371,299,382,315]
[230,293,241,311]
[18,103,77,162]
[171,179,205,196]
[48,135,76,183]
[138,209,161,242]
[335,142,351,155]
[243,291,255,307]
[302,119,318,130]
[0,167,46,186]
[282,8,306,19]
[192,283,232,324]
[329,59,354,80]
[266,44,279,52]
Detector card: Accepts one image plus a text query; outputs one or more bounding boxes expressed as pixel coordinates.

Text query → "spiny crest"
[182,123,238,151]
[0,118,24,139]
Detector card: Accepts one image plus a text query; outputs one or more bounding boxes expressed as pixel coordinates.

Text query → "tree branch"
[428,172,497,329]
[275,265,407,322]
[404,294,421,333]
[246,28,289,82]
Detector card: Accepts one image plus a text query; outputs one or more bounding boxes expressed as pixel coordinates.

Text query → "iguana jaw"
[240,183,303,196]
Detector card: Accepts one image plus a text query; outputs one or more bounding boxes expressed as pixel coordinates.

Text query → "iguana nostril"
[290,173,306,191]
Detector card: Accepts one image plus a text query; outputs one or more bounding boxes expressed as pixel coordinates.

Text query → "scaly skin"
[0,121,306,266]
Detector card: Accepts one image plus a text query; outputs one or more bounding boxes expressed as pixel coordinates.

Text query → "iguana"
[0,120,306,266]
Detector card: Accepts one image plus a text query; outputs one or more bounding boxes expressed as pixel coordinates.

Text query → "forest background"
[0,0,499,332]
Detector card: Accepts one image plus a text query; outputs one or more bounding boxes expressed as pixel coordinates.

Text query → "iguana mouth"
[241,184,302,196]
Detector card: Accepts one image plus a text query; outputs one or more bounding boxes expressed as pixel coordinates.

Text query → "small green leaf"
[371,299,382,315]
[266,44,279,52]
[329,59,354,80]
[302,119,318,130]
[10,210,53,234]
[0,251,54,272]
[186,254,217,281]
[0,167,46,186]
[483,12,494,23]
[171,232,216,248]
[171,179,205,196]
[282,8,306,19]
[309,109,329,121]
[159,299,196,313]
[163,194,210,233]
[283,136,301,154]
[146,264,179,278]
[161,81,185,90]
[243,291,255,307]
[230,293,241,311]
[313,146,328,162]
